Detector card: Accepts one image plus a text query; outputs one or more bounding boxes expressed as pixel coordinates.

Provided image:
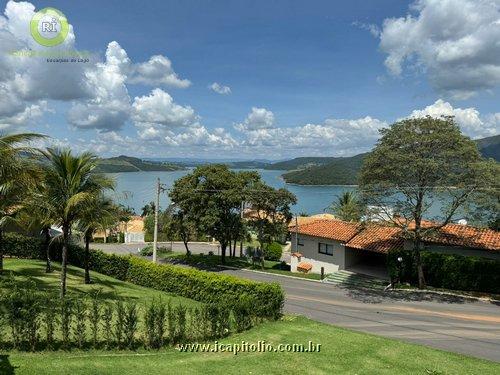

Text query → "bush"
[264,242,283,261]
[2,233,285,320]
[388,250,500,294]
[139,244,172,257]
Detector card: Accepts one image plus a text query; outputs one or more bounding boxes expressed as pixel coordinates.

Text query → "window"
[297,237,304,246]
[318,242,334,256]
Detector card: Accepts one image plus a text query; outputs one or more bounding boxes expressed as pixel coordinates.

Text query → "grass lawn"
[0,258,198,306]
[2,315,498,374]
[163,253,322,280]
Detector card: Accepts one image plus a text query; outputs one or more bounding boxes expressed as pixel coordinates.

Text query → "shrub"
[89,290,102,347]
[73,299,87,349]
[264,242,283,261]
[60,298,73,349]
[124,303,139,349]
[3,233,285,320]
[102,304,113,349]
[144,299,167,349]
[114,300,125,349]
[388,250,500,294]
[43,294,58,350]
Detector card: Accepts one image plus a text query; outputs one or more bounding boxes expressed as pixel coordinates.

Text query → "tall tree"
[166,209,196,256]
[78,196,118,284]
[245,181,297,251]
[359,116,498,288]
[170,165,258,264]
[0,133,45,271]
[39,149,114,297]
[329,191,363,222]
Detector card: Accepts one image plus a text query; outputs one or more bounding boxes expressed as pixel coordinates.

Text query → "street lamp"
[397,256,403,285]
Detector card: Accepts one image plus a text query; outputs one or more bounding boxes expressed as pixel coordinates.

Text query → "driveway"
[91,244,500,362]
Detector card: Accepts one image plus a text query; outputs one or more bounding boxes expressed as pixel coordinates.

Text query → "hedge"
[388,249,500,294]
[2,233,284,319]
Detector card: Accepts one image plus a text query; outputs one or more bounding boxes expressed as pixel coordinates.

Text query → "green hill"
[476,134,500,161]
[265,157,339,170]
[94,155,185,173]
[282,153,367,185]
[281,134,499,185]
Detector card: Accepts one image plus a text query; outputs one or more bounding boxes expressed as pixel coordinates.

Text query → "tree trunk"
[239,240,243,258]
[414,238,426,289]
[233,239,237,258]
[43,226,52,273]
[0,228,3,272]
[60,224,69,298]
[84,231,91,284]
[183,237,191,256]
[221,242,226,264]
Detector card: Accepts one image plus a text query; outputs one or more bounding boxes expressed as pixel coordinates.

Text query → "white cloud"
[236,107,275,131]
[67,42,130,131]
[378,0,500,99]
[209,82,231,95]
[128,55,191,88]
[0,1,190,131]
[407,99,500,138]
[132,88,199,135]
[163,126,238,149]
[242,116,388,156]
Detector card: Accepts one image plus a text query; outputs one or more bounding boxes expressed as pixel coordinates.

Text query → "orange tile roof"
[347,225,404,254]
[294,219,360,243]
[424,224,500,251]
[297,262,313,271]
[290,218,500,253]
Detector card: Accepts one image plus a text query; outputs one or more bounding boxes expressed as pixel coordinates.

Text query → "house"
[93,215,145,243]
[289,218,500,277]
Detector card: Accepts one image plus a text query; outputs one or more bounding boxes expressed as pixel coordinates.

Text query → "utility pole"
[240,201,244,257]
[294,215,299,252]
[153,178,160,263]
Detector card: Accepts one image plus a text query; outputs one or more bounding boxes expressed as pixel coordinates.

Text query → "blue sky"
[1,0,499,159]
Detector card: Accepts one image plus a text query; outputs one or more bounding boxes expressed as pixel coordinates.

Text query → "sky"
[0,0,499,159]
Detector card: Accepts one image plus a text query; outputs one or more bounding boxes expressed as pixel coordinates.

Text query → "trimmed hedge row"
[2,233,284,319]
[388,249,500,294]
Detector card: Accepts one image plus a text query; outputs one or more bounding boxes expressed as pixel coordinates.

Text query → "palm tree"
[40,148,114,297]
[0,133,45,271]
[77,196,118,284]
[330,191,363,222]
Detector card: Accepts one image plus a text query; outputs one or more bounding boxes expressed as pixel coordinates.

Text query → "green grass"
[163,253,322,280]
[0,258,198,306]
[2,315,498,374]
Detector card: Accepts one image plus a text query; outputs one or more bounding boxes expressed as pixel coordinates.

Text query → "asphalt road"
[91,243,500,362]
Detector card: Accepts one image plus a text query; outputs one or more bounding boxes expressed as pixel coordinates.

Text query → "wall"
[290,233,346,274]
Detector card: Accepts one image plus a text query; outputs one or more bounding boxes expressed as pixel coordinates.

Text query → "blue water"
[107,169,355,215]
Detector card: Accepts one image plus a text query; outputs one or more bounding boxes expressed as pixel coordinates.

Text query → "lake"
[107,169,355,215]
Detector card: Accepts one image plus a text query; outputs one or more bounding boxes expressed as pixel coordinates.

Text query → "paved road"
[221,269,500,362]
[92,244,500,362]
[90,242,220,255]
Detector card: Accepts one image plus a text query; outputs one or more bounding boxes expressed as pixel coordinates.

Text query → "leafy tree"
[0,133,45,271]
[39,149,114,297]
[166,208,196,256]
[329,191,363,222]
[245,181,297,251]
[141,201,156,217]
[170,165,258,264]
[360,116,498,288]
[78,196,119,283]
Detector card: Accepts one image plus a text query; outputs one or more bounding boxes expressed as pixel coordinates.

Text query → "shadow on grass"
[0,355,17,374]
[2,264,141,302]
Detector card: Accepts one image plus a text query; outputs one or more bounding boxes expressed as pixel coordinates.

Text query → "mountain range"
[96,134,499,185]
